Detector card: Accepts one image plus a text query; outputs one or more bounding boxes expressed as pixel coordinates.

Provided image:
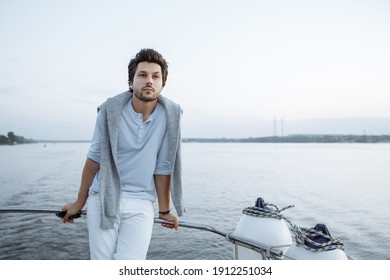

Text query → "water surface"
[0,142,389,259]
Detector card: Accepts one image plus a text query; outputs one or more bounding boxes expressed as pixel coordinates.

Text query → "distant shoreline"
[32,134,390,144]
[183,134,390,143]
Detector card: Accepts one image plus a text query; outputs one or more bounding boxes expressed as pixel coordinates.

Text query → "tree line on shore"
[183,134,390,143]
[0,132,36,145]
[1,132,390,145]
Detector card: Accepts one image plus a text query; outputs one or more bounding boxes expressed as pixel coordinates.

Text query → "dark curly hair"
[128,49,169,91]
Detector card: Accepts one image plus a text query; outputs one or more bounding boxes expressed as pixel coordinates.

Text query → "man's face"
[130,62,164,102]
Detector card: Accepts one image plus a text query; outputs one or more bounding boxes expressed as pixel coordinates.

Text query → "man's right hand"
[60,202,84,223]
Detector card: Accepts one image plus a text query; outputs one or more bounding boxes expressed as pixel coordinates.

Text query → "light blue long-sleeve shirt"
[87,98,172,202]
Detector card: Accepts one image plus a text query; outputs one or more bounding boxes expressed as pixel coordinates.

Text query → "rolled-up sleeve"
[154,131,172,175]
[86,111,102,163]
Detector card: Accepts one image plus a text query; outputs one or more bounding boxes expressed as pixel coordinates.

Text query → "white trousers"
[87,192,154,260]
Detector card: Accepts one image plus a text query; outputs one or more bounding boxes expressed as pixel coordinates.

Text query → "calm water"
[0,142,389,260]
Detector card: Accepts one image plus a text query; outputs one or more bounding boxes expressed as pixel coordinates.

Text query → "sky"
[0,0,389,140]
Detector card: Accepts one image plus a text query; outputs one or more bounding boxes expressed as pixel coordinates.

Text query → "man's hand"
[60,202,84,224]
[159,212,179,230]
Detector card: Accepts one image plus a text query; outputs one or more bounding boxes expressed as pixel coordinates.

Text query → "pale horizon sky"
[1,0,389,140]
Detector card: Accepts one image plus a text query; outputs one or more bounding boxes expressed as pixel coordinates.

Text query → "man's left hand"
[159,213,179,230]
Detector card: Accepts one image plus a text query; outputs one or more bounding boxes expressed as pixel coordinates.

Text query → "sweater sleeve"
[86,110,102,163]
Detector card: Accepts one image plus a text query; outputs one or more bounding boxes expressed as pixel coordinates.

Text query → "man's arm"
[61,158,100,223]
[155,174,179,230]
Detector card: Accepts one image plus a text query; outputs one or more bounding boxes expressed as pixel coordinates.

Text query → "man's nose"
[146,75,153,84]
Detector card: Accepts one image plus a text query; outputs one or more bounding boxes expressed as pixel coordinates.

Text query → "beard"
[132,87,160,102]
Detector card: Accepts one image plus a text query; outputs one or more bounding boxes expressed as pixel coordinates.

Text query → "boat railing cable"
[0,206,87,215]
[154,218,284,259]
[0,206,284,259]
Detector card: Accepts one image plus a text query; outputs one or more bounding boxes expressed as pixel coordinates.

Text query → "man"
[61,48,184,260]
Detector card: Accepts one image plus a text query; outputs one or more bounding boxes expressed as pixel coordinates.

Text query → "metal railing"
[0,206,284,259]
